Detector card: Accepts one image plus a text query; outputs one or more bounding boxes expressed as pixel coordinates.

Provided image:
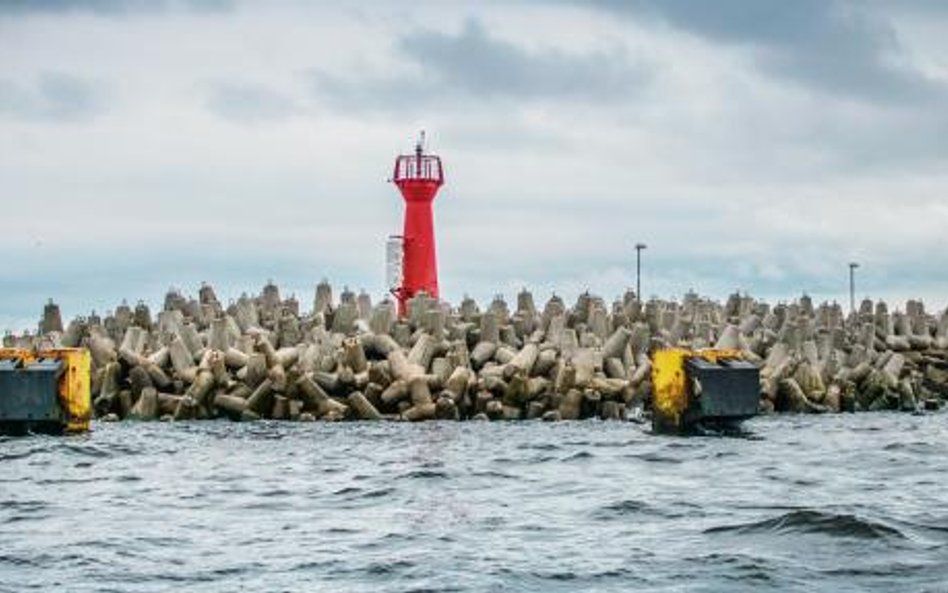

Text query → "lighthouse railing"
[393,154,444,184]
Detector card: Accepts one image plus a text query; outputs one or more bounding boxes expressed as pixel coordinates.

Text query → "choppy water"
[2,413,947,592]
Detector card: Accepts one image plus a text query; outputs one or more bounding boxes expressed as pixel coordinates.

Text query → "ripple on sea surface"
[1,413,946,592]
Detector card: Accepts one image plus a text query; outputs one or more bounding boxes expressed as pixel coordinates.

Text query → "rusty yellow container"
[651,348,758,434]
[651,349,691,434]
[0,348,91,434]
[48,348,92,433]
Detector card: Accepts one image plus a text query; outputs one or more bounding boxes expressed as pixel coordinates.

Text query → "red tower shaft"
[392,137,444,315]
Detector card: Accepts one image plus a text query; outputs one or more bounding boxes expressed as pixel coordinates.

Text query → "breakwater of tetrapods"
[8,281,947,423]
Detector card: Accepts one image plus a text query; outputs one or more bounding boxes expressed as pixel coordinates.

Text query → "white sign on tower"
[386,235,404,294]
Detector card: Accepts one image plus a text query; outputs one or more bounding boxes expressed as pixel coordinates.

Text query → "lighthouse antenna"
[416,130,425,157]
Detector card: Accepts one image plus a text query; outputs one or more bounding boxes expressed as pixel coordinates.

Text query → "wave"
[522,442,561,451]
[364,559,416,575]
[397,469,449,480]
[331,486,395,501]
[469,469,518,480]
[492,566,643,584]
[622,451,684,464]
[0,449,44,462]
[705,509,906,540]
[593,499,654,517]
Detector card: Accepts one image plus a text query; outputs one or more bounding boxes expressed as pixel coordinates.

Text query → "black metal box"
[0,358,64,427]
[686,358,760,419]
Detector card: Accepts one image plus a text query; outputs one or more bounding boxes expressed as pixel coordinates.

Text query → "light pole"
[849,262,859,315]
[635,243,647,301]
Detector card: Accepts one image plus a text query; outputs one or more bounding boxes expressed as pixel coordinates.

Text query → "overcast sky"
[2,0,947,331]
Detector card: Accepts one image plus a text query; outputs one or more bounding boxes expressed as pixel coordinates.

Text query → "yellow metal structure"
[0,348,91,433]
[651,348,747,434]
[651,349,690,433]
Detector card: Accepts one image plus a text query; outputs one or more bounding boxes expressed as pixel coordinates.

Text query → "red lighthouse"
[391,132,444,315]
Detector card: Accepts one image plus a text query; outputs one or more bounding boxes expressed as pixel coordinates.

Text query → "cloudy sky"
[2,0,947,330]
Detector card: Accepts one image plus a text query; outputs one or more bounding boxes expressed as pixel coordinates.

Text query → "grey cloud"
[205,81,301,122]
[584,0,946,104]
[306,70,429,113]
[817,110,948,172]
[0,0,233,16]
[399,18,649,101]
[868,0,948,17]
[0,72,108,121]
[311,17,651,111]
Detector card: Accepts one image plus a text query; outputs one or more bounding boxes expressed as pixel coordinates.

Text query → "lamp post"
[849,262,859,315]
[635,243,647,301]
